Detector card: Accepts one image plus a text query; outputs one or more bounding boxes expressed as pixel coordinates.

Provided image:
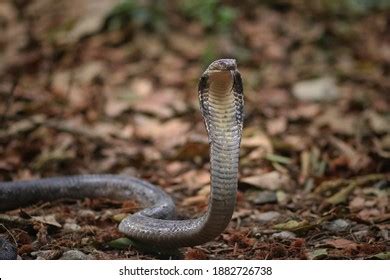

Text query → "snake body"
[0,59,244,258]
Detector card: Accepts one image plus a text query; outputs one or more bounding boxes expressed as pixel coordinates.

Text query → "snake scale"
[0,59,244,259]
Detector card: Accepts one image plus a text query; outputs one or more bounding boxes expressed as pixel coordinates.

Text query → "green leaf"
[326,183,356,204]
[308,249,328,260]
[107,237,133,249]
[273,220,313,233]
[265,154,292,165]
[369,251,390,260]
[112,213,127,222]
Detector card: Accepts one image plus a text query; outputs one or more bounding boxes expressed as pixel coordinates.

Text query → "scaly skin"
[0,59,244,257]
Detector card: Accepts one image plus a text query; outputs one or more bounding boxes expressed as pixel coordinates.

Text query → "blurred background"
[0,0,389,259]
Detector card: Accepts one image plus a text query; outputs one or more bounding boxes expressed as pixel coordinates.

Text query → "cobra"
[0,59,244,258]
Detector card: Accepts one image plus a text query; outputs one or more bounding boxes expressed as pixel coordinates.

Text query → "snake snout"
[207,58,237,71]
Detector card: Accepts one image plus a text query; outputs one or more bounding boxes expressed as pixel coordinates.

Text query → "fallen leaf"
[276,190,288,205]
[357,208,381,222]
[349,196,365,211]
[314,108,357,135]
[174,134,209,160]
[308,248,328,260]
[133,89,186,119]
[181,169,210,190]
[369,251,390,260]
[107,237,132,249]
[242,129,273,151]
[240,171,291,191]
[266,117,287,135]
[65,0,118,43]
[167,32,206,59]
[326,183,356,205]
[182,195,207,207]
[288,104,321,120]
[0,115,44,140]
[104,97,131,118]
[134,116,190,151]
[325,239,358,250]
[374,135,390,158]
[32,215,62,228]
[185,248,208,260]
[329,136,371,171]
[112,213,127,223]
[365,110,390,134]
[273,220,312,233]
[75,61,106,84]
[265,154,292,165]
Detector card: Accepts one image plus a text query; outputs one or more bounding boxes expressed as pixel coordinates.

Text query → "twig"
[0,214,32,230]
[0,224,17,246]
[0,115,44,140]
[315,173,389,194]
[0,77,18,127]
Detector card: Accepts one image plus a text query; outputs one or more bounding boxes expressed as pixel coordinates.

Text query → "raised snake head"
[206,58,237,72]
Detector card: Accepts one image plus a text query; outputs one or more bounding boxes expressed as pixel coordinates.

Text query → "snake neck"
[199,71,241,239]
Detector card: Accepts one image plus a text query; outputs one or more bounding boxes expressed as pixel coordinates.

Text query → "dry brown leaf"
[373,135,390,158]
[47,0,118,44]
[266,117,287,135]
[357,209,381,222]
[167,32,205,60]
[314,108,357,135]
[165,161,186,176]
[32,215,62,228]
[76,61,106,84]
[283,135,309,151]
[182,195,207,207]
[104,97,131,118]
[349,197,365,211]
[134,116,190,151]
[288,104,321,120]
[184,248,209,260]
[132,89,186,118]
[242,129,273,153]
[174,134,209,160]
[154,53,187,86]
[325,239,358,250]
[365,110,390,134]
[329,136,371,171]
[240,171,291,191]
[181,170,210,190]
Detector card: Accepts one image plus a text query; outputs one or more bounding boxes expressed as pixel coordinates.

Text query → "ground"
[0,0,389,260]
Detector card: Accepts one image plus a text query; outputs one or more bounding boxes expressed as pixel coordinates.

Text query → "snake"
[0,59,244,259]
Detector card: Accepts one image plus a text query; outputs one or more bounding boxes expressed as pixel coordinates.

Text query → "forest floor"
[0,0,389,259]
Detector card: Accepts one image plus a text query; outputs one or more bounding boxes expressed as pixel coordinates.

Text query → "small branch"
[0,77,19,128]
